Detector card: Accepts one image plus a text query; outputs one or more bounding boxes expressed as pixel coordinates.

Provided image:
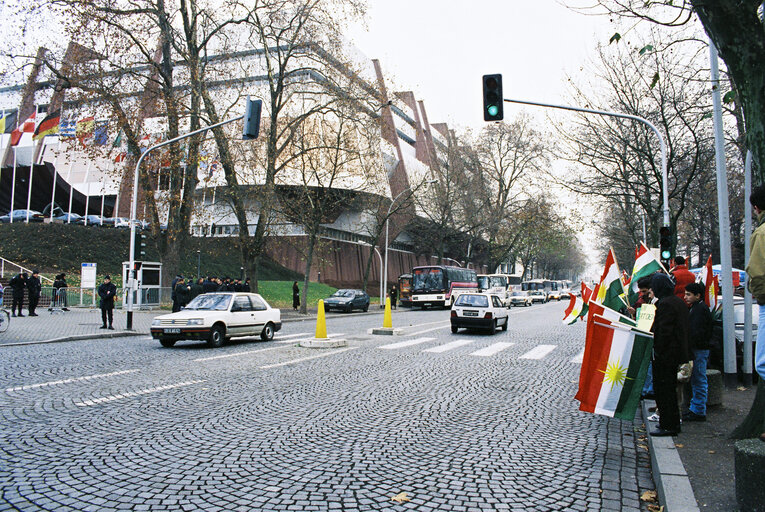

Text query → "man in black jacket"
[649,273,691,436]
[26,270,42,316]
[683,282,713,422]
[174,277,191,311]
[8,272,27,317]
[98,275,117,330]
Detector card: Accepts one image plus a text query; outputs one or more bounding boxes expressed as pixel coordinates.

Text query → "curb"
[642,399,700,512]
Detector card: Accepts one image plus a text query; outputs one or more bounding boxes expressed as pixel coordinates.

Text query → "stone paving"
[0,304,656,511]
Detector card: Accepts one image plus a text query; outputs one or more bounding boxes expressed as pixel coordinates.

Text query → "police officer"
[98,275,117,330]
[9,272,27,317]
[27,270,42,316]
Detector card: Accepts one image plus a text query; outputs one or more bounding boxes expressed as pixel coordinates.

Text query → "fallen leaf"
[641,490,658,502]
[647,504,664,512]
[737,386,747,391]
[675,443,684,448]
[391,492,410,504]
[638,443,649,451]
[708,450,716,454]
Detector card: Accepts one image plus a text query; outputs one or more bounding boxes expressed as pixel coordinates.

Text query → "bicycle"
[0,307,9,333]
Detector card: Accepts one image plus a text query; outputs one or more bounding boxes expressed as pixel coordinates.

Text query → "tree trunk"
[731,380,765,439]
[300,232,317,315]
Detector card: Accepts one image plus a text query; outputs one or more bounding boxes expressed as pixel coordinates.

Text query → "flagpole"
[10,148,17,222]
[83,161,91,225]
[49,135,61,221]
[66,161,74,223]
[99,176,105,225]
[26,105,39,223]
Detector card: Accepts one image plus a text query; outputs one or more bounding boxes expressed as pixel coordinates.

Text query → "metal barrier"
[1,286,170,310]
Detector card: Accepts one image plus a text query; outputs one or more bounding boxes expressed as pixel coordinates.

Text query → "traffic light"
[242,96,262,140]
[482,74,504,122]
[659,226,672,261]
[134,231,147,261]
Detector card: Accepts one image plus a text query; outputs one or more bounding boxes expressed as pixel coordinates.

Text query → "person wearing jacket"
[747,185,765,442]
[683,282,713,422]
[174,278,191,311]
[51,274,69,311]
[98,275,117,330]
[26,270,42,316]
[8,272,27,317]
[670,256,696,300]
[649,272,690,437]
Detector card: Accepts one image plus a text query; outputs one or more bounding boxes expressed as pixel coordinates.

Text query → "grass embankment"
[0,223,341,307]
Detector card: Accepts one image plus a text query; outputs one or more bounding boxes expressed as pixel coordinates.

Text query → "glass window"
[185,294,231,311]
[455,294,489,308]
[250,295,267,311]
[492,296,503,308]
[233,296,253,311]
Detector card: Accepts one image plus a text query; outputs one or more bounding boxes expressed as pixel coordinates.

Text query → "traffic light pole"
[503,98,670,228]
[126,114,244,330]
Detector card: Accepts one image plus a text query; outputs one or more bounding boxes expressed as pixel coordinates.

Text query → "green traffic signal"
[482,74,504,121]
[661,249,671,260]
[487,105,499,117]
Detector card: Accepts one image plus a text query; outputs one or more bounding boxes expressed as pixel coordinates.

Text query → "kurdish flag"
[562,294,584,324]
[594,248,626,311]
[629,242,665,303]
[576,282,594,320]
[576,315,653,419]
[702,255,719,310]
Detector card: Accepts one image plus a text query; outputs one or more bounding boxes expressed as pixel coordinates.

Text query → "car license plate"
[464,310,478,317]
[164,328,181,334]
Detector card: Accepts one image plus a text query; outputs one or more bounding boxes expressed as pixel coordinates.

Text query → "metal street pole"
[709,40,737,387]
[196,250,201,281]
[126,114,244,330]
[504,98,670,227]
[744,150,754,386]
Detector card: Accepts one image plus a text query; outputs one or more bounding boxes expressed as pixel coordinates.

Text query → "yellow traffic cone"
[383,297,392,328]
[315,299,328,339]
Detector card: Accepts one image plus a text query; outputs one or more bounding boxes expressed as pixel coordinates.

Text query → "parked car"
[107,217,130,228]
[0,209,45,223]
[55,213,85,224]
[150,292,281,348]
[548,290,562,301]
[450,292,509,334]
[508,291,533,307]
[529,291,547,303]
[84,215,104,225]
[323,289,370,313]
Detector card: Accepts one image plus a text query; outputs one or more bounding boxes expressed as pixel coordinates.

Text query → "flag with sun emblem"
[576,315,653,419]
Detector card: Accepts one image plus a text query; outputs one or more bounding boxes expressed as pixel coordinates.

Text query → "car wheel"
[451,325,458,334]
[207,324,225,348]
[501,318,508,331]
[261,322,274,341]
[346,305,353,313]
[489,320,497,335]
[159,337,176,348]
[363,304,369,312]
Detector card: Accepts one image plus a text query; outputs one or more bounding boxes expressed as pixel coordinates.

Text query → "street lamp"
[383,179,437,307]
[196,250,201,280]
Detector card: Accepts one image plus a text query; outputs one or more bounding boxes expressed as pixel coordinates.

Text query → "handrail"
[0,256,55,283]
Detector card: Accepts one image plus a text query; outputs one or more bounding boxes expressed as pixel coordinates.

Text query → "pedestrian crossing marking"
[379,337,436,350]
[571,349,584,364]
[407,324,450,336]
[423,339,476,353]
[519,344,557,360]
[275,332,311,341]
[6,369,140,393]
[74,380,205,407]
[470,342,515,357]
[194,345,283,362]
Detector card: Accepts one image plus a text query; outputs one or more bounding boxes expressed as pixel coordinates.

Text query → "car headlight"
[187,318,204,326]
[151,319,161,326]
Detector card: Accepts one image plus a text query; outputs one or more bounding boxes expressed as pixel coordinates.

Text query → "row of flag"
[565,243,719,420]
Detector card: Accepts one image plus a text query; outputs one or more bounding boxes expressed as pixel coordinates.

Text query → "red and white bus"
[410,265,479,308]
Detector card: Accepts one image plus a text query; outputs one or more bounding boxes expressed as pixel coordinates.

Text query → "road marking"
[407,324,449,336]
[519,344,557,360]
[194,346,284,362]
[470,342,515,357]
[571,349,584,364]
[280,332,347,344]
[259,347,358,369]
[401,318,450,328]
[74,380,205,407]
[423,339,476,353]
[275,332,311,341]
[5,369,140,393]
[378,337,436,350]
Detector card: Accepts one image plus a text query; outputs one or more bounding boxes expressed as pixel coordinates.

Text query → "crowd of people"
[170,275,252,312]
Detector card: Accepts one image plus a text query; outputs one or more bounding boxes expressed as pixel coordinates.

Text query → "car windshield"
[184,294,231,311]
[332,290,354,298]
[490,276,506,288]
[477,276,490,289]
[455,294,489,307]
[412,268,444,291]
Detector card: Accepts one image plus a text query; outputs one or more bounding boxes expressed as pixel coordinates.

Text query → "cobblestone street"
[0,302,654,511]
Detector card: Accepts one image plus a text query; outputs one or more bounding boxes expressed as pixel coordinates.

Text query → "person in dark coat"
[190,278,204,301]
[292,281,300,311]
[203,277,217,293]
[390,285,398,310]
[173,278,191,312]
[243,278,251,292]
[26,270,42,316]
[649,273,691,437]
[683,282,713,421]
[170,274,182,305]
[51,273,70,311]
[98,275,117,329]
[8,272,27,317]
[217,278,229,292]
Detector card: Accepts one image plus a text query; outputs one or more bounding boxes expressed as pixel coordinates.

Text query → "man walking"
[746,186,765,385]
[9,272,27,317]
[26,270,42,316]
[98,275,117,330]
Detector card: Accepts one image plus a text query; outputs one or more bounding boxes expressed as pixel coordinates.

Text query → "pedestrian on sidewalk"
[52,274,69,311]
[628,276,657,400]
[390,285,398,310]
[292,281,300,311]
[745,185,765,442]
[98,275,117,330]
[9,272,27,317]
[671,256,695,300]
[27,270,42,316]
[174,277,191,311]
[190,278,204,301]
[649,272,690,437]
[683,282,712,422]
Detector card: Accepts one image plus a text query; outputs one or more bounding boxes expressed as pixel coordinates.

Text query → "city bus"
[411,265,478,308]
[477,274,511,306]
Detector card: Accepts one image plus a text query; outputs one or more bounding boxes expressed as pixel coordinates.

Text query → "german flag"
[33,109,61,140]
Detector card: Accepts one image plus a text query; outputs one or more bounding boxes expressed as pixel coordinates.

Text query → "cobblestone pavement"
[0,302,655,511]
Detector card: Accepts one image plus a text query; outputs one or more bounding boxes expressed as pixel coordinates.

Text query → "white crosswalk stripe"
[379,337,436,350]
[519,344,557,360]
[571,349,584,364]
[470,342,515,357]
[423,339,476,353]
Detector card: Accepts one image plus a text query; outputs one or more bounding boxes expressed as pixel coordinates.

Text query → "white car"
[450,292,509,334]
[529,291,547,303]
[509,291,533,307]
[150,293,281,348]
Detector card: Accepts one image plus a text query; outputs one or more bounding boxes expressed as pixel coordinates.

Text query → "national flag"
[75,116,95,144]
[59,120,76,137]
[0,110,17,134]
[581,282,593,303]
[702,255,715,308]
[114,151,127,163]
[94,120,109,145]
[33,109,61,140]
[621,269,631,288]
[563,294,584,324]
[10,111,36,146]
[595,248,627,311]
[629,242,665,304]
[576,316,653,419]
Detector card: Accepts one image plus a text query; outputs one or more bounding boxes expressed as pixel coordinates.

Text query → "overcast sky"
[346,0,613,132]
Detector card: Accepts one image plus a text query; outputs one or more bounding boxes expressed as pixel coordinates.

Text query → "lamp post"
[196,250,201,280]
[383,180,437,307]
